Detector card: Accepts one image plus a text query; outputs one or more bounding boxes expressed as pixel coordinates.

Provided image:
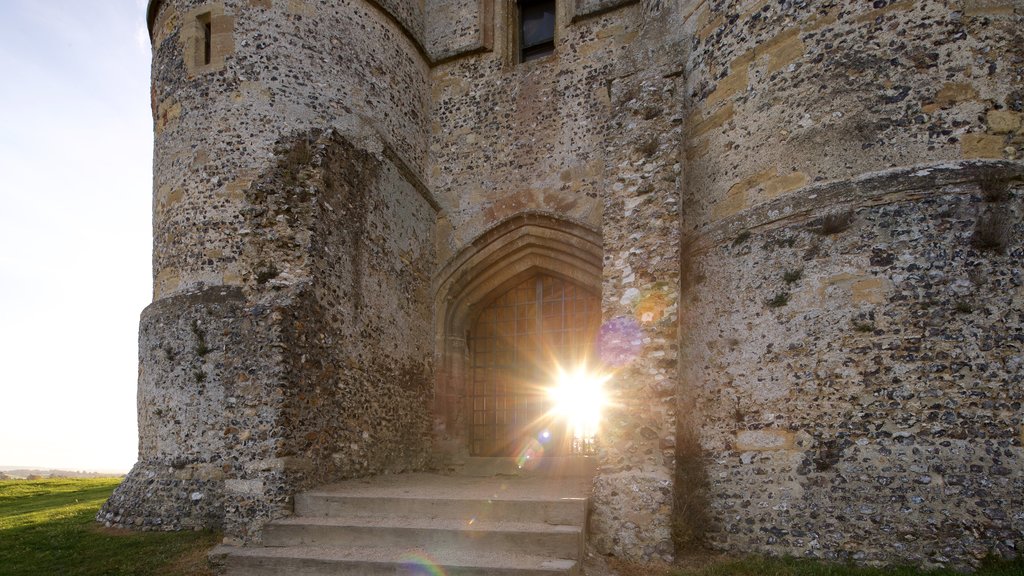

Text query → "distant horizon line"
[0,464,130,474]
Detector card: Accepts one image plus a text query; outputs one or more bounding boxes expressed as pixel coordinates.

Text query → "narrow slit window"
[201,15,213,65]
[519,0,555,62]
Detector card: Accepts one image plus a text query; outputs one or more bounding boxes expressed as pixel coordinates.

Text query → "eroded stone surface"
[111,0,1023,567]
[103,128,436,543]
[682,181,1023,565]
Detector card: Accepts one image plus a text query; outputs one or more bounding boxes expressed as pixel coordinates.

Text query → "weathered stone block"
[225,479,264,496]
[961,133,1007,159]
[735,429,795,452]
[988,110,1022,134]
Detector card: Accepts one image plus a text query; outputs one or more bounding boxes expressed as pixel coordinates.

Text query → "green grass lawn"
[2,478,1021,575]
[0,478,220,576]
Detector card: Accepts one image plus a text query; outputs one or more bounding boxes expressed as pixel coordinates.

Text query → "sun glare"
[547,365,610,453]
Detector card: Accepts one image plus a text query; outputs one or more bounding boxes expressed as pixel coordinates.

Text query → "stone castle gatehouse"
[101,0,1023,567]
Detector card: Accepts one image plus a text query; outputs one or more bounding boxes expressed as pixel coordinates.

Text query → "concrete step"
[215,544,579,576]
[262,515,584,560]
[295,491,587,525]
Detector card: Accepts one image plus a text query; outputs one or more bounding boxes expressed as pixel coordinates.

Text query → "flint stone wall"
[428,1,687,560]
[102,130,436,542]
[148,0,429,298]
[680,0,1022,231]
[673,0,1024,565]
[111,0,1024,566]
[680,165,1024,565]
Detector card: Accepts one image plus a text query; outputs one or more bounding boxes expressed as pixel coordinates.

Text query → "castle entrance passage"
[469,274,600,457]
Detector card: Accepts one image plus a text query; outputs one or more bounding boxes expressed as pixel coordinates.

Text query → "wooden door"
[469,275,599,456]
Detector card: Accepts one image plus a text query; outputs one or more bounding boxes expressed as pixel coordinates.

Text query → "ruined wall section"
[103,132,437,542]
[677,0,1024,565]
[234,132,436,539]
[99,287,282,534]
[149,0,429,298]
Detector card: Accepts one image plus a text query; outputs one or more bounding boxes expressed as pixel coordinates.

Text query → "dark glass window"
[519,0,555,62]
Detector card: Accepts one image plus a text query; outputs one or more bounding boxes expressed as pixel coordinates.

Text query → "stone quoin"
[100,0,1023,569]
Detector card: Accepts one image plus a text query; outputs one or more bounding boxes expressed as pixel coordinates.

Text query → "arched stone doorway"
[468,273,600,456]
[432,213,603,461]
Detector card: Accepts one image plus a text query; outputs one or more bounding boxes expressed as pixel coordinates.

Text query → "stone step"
[262,515,584,560]
[455,456,597,478]
[215,544,579,576]
[295,491,587,525]
[215,472,591,575]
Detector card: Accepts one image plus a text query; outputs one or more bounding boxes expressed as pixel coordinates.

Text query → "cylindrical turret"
[101,0,437,541]
[148,0,429,298]
[682,0,1020,230]
[676,0,1023,564]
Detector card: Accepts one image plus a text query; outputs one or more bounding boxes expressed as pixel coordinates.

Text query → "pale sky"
[0,0,153,473]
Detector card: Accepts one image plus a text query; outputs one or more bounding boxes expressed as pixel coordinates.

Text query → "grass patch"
[665,555,1024,575]
[766,292,790,308]
[783,268,803,284]
[977,173,1011,202]
[191,319,210,357]
[820,211,854,235]
[852,320,875,333]
[972,210,1011,253]
[0,478,219,576]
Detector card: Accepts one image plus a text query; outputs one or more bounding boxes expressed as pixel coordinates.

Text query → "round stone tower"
[146,0,429,298]
[100,0,438,541]
[674,0,1023,564]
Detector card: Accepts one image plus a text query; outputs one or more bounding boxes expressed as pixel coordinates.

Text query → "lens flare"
[515,437,545,470]
[546,365,610,450]
[635,287,672,324]
[597,316,643,367]
[398,552,447,576]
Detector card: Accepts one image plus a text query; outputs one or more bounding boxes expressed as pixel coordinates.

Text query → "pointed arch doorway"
[469,273,600,456]
[431,213,604,463]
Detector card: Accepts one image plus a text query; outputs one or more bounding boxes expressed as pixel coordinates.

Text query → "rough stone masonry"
[101,0,1023,568]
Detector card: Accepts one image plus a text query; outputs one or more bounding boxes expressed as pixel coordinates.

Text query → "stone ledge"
[686,159,1024,252]
[143,284,245,316]
[572,0,640,22]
